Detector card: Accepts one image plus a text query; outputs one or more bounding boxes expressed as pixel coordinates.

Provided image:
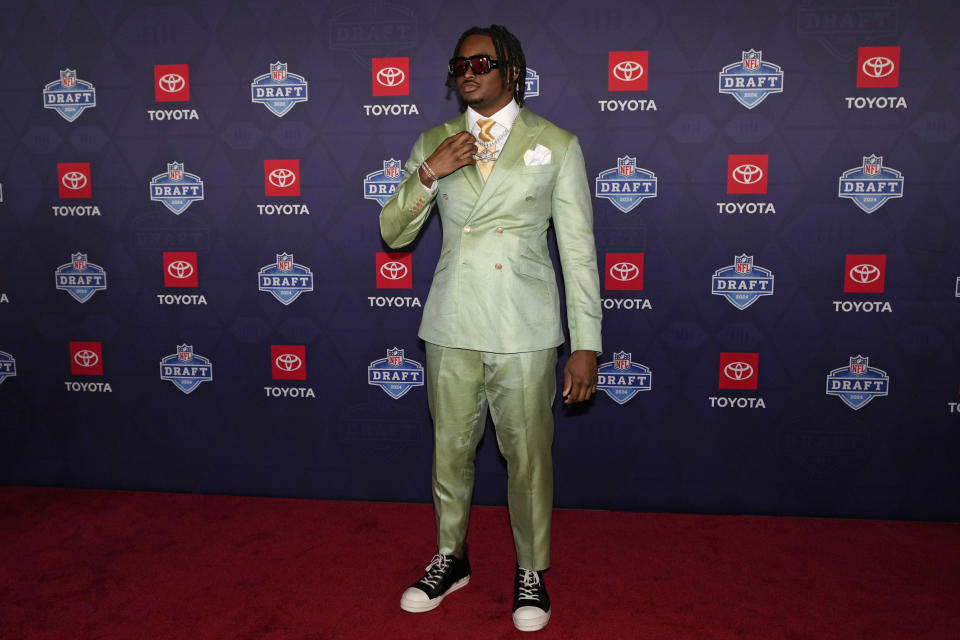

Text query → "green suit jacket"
[380,108,602,355]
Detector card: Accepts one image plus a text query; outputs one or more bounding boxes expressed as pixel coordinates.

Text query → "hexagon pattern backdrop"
[0,0,958,520]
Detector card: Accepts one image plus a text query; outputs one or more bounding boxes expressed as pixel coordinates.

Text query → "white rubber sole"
[399,575,470,613]
[513,607,551,632]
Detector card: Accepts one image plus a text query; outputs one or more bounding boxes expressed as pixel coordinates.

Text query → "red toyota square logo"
[163,252,199,288]
[608,51,648,91]
[372,57,409,96]
[154,64,190,101]
[604,253,644,291]
[264,159,300,196]
[271,345,307,381]
[376,252,413,289]
[727,154,768,194]
[718,352,758,390]
[843,254,886,293]
[856,46,900,88]
[70,341,103,376]
[57,162,92,198]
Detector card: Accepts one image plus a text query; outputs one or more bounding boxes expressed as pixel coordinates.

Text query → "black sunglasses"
[448,55,509,77]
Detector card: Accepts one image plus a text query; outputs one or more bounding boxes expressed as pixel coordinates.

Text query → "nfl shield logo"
[72,252,87,270]
[271,62,287,81]
[168,162,184,181]
[863,155,881,176]
[614,351,631,370]
[61,69,76,88]
[388,348,404,366]
[735,255,753,274]
[850,356,868,375]
[743,50,761,70]
[178,344,193,361]
[617,157,636,177]
[384,159,401,179]
[277,253,293,271]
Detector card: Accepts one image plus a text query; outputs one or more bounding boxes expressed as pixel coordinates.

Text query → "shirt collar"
[466,99,520,134]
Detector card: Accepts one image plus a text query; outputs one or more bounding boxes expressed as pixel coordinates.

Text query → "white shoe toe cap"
[512,605,550,631]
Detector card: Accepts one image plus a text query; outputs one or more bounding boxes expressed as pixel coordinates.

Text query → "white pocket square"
[523,144,552,166]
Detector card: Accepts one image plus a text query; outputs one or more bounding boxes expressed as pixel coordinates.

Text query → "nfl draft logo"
[838,155,903,213]
[0,351,16,385]
[55,252,107,303]
[264,159,300,196]
[258,252,314,305]
[364,159,406,207]
[160,344,213,394]
[597,351,652,405]
[595,157,657,213]
[711,255,774,310]
[43,69,96,122]
[955,276,960,298]
[857,46,900,88]
[368,348,424,399]
[525,68,540,98]
[251,62,308,117]
[826,355,889,410]
[150,162,204,215]
[718,50,783,109]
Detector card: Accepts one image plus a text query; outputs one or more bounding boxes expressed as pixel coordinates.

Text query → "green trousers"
[425,342,557,571]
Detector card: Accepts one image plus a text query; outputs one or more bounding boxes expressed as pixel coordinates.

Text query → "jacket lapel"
[443,114,483,198]
[468,109,543,219]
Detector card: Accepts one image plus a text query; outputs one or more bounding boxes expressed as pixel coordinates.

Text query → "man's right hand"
[418,131,477,188]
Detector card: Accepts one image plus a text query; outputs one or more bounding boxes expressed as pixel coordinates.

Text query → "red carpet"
[1,487,958,640]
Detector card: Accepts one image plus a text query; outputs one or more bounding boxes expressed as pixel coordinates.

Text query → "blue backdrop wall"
[1,0,958,521]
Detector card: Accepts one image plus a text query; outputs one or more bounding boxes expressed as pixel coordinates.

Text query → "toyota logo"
[275,353,302,372]
[612,60,644,82]
[849,264,880,284]
[167,261,194,279]
[269,168,296,188]
[62,171,88,190]
[862,56,894,78]
[74,350,99,368]
[158,73,185,93]
[609,262,639,281]
[376,67,405,87]
[732,164,763,185]
[380,261,408,280]
[723,361,754,380]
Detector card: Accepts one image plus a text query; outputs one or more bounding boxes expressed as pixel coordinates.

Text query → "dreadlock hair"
[448,24,526,111]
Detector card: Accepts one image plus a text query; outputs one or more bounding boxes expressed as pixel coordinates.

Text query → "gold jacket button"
[496,227,504,234]
[464,225,471,233]
[494,263,503,270]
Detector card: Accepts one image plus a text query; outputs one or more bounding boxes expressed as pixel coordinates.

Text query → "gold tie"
[476,118,496,181]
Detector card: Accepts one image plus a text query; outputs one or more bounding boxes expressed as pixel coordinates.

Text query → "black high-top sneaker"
[399,543,471,613]
[512,566,551,632]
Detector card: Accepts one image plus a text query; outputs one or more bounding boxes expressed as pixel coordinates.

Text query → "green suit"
[380,107,602,570]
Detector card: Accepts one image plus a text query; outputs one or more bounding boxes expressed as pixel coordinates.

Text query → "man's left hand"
[562,350,598,404]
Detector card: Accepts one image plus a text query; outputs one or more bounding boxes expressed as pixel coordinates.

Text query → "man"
[379,24,602,632]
